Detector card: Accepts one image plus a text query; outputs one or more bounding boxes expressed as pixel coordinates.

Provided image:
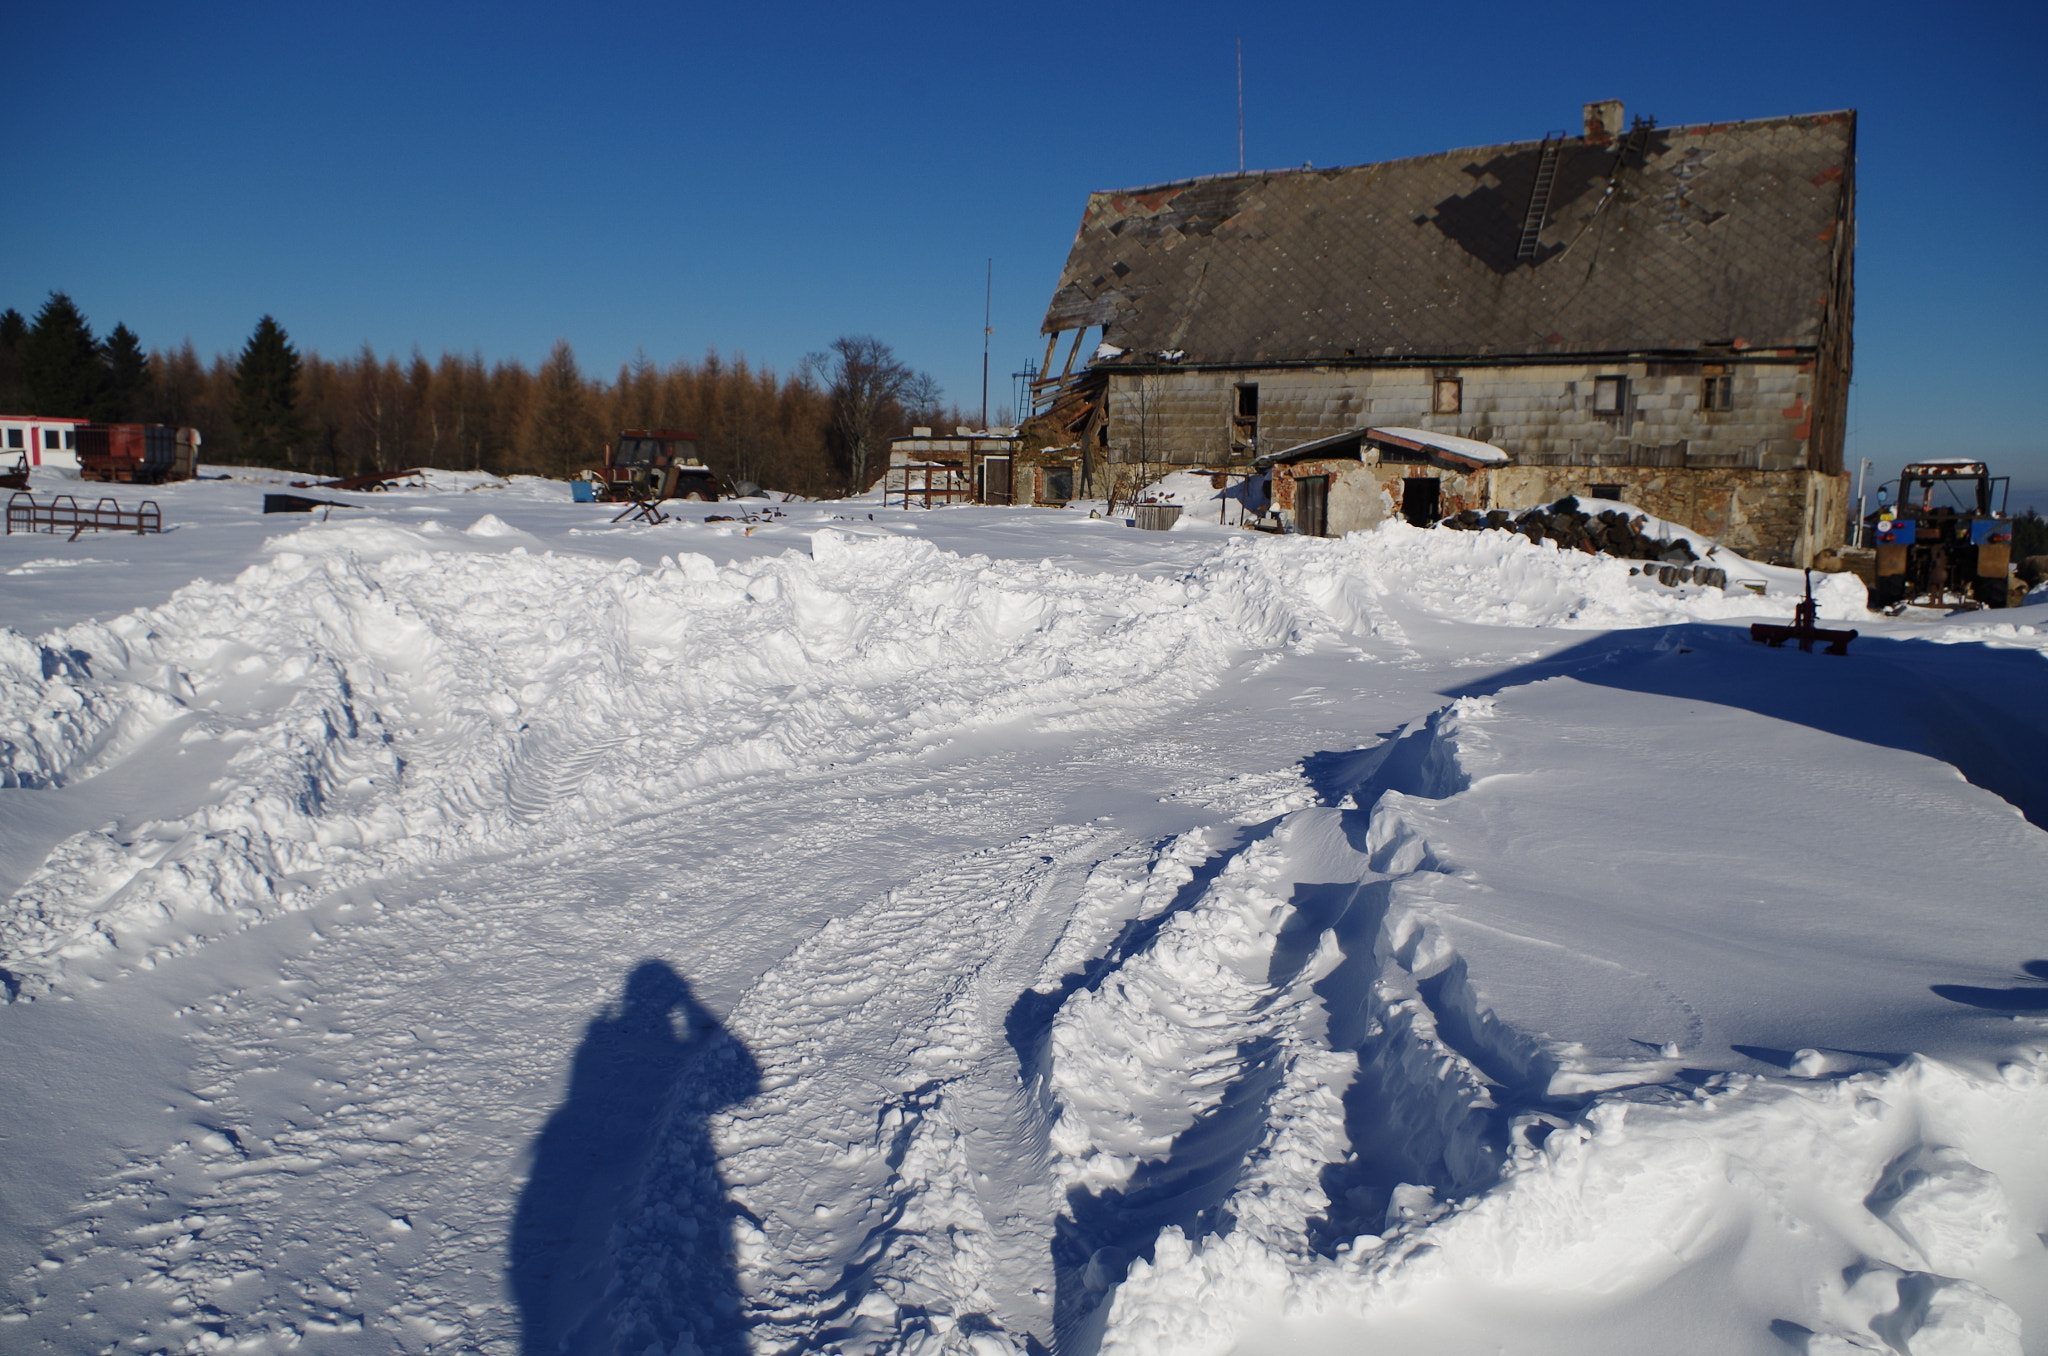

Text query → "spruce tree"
[101,323,150,422]
[22,292,106,416]
[232,315,306,466]
[0,309,25,412]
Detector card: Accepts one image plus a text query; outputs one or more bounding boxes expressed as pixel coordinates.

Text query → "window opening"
[1042,466,1074,502]
[1588,484,1624,501]
[1593,375,1628,415]
[1434,377,1462,415]
[1232,383,1259,453]
[1701,368,1733,412]
[5,429,20,449]
[1401,477,1441,527]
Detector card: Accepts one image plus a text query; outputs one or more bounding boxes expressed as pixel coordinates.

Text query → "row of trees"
[1,293,969,495]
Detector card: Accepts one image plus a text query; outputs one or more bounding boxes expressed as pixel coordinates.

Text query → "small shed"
[1256,425,1510,536]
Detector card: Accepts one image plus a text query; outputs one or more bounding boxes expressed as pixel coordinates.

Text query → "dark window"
[1232,384,1259,453]
[1042,466,1074,502]
[1701,371,1733,411]
[1589,484,1624,500]
[5,429,20,449]
[1593,376,1628,414]
[1434,377,1462,415]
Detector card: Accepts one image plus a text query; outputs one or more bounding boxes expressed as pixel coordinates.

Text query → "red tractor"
[588,429,724,503]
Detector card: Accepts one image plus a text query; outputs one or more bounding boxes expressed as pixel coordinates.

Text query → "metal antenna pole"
[1236,35,1244,172]
[982,259,992,430]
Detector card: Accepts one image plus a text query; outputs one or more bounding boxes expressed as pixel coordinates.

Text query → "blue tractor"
[1869,460,2013,610]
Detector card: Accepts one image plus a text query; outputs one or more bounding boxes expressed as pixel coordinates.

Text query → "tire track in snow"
[619,822,1119,1355]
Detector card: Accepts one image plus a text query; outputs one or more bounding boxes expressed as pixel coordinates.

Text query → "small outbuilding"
[1257,426,1510,536]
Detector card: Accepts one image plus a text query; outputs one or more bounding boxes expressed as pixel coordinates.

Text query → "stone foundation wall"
[1489,465,1848,566]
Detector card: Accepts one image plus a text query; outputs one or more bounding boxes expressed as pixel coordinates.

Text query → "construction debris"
[263,494,359,514]
[289,468,428,492]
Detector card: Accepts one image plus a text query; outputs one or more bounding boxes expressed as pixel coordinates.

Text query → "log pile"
[1439,497,1728,589]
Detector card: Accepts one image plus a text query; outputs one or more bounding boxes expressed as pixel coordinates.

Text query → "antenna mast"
[1236,35,1244,172]
[981,259,993,430]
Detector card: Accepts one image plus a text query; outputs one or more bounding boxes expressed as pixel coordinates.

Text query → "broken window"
[1434,377,1462,415]
[1232,384,1259,452]
[1042,466,1074,502]
[1589,484,1623,500]
[1593,375,1628,415]
[1701,369,1733,412]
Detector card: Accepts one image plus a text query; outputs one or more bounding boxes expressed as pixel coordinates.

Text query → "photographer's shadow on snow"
[510,960,759,1356]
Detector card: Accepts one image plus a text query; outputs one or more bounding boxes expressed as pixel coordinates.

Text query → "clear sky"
[7,1,2045,503]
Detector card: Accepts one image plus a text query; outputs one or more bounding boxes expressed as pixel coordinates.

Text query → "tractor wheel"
[1971,575,2010,608]
[1868,574,1908,610]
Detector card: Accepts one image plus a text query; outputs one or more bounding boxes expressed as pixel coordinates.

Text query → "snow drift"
[0,520,1856,996]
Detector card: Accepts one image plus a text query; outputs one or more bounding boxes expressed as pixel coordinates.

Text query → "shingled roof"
[1041,111,1855,366]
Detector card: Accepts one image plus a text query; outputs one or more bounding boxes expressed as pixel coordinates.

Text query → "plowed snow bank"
[0,521,1849,994]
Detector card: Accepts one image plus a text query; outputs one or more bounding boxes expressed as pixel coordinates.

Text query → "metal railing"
[6,492,163,539]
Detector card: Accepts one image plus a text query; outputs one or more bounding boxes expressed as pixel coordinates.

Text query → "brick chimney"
[1583,100,1624,144]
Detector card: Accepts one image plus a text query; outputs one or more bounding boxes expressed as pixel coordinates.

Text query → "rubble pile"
[1440,497,1728,589]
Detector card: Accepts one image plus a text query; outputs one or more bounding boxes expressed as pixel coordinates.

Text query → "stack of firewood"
[1439,498,1727,588]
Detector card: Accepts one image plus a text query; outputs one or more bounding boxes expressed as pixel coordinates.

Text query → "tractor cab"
[1868,460,2014,609]
[601,429,723,502]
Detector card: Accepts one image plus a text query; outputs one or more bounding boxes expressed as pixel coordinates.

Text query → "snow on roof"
[1367,426,1510,465]
[1903,458,1988,473]
[1256,425,1511,469]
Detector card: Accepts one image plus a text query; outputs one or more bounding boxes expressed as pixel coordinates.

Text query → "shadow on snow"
[510,959,759,1356]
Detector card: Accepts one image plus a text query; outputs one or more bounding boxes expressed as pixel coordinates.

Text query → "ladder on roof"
[1517,133,1565,261]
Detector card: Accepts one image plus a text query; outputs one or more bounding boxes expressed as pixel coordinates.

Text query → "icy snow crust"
[2,477,2046,1355]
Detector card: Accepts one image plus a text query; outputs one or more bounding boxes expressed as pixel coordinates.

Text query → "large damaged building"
[1031,102,1856,564]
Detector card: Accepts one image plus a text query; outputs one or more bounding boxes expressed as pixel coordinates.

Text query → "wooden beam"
[1059,327,1089,379]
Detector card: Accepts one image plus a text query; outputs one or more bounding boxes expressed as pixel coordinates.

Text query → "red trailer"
[77,424,200,485]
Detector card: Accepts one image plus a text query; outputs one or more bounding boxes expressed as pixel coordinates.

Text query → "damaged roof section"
[1042,110,1855,364]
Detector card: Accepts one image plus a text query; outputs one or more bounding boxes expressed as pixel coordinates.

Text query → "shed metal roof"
[1042,111,1855,366]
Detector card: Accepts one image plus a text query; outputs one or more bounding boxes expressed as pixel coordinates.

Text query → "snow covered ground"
[2,466,2045,1355]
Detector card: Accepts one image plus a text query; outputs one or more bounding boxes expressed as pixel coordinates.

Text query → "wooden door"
[1401,477,1441,526]
[983,457,1012,505]
[1295,475,1328,537]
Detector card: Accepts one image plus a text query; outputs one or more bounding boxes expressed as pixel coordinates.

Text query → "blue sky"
[7,1,2045,503]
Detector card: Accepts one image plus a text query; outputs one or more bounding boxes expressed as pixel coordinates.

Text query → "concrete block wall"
[1096,358,1842,560]
[1100,359,1817,473]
